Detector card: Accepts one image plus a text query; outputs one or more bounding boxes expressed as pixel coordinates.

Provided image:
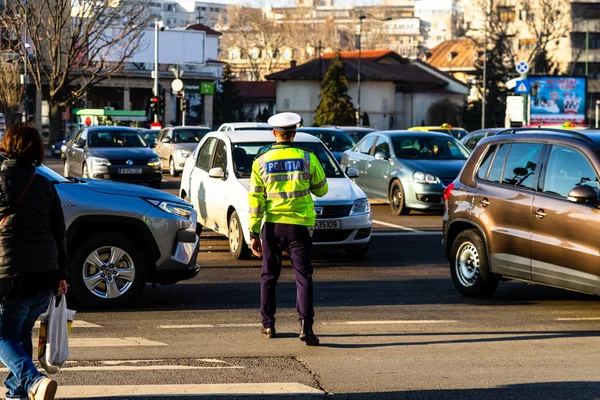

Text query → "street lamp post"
[154,20,164,123]
[357,15,365,127]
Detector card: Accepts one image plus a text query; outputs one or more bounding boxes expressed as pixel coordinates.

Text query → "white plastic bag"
[37,295,76,374]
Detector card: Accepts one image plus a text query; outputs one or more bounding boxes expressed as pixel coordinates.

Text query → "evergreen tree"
[213,64,243,126]
[314,53,356,126]
[362,112,370,127]
[256,107,270,123]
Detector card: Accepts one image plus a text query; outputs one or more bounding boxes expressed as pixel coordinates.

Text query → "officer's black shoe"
[261,327,276,338]
[299,321,320,346]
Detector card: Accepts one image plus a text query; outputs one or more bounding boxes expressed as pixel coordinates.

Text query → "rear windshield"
[88,130,146,148]
[174,129,210,143]
[392,136,470,160]
[303,131,355,152]
[232,141,343,179]
[234,126,273,131]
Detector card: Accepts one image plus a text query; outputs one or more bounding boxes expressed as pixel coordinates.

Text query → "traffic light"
[181,98,188,113]
[150,96,159,114]
[158,96,165,115]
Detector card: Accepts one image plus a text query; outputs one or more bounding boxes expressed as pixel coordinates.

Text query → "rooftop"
[424,39,480,71]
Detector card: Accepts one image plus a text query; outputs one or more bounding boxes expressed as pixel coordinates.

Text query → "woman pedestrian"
[0,123,68,400]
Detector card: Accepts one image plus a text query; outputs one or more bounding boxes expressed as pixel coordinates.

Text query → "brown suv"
[443,128,600,298]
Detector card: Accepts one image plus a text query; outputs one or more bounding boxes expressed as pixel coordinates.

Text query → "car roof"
[87,126,139,132]
[468,128,505,135]
[222,122,272,129]
[409,126,467,131]
[298,127,345,134]
[214,130,319,144]
[478,128,600,148]
[328,126,376,132]
[368,130,456,139]
[171,126,211,130]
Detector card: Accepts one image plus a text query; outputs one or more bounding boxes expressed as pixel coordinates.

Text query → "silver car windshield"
[174,129,210,143]
[392,136,470,160]
[232,141,343,179]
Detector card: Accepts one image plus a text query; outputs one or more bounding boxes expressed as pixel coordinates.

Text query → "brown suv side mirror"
[567,185,598,205]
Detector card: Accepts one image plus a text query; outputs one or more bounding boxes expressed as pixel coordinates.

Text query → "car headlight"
[177,149,191,159]
[146,199,193,219]
[350,198,371,214]
[92,157,111,166]
[148,157,161,168]
[413,171,440,184]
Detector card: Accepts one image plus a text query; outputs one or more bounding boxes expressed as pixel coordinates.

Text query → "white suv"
[180,130,372,259]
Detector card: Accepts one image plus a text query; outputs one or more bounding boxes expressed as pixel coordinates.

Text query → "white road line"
[34,320,102,329]
[372,231,442,237]
[372,219,417,231]
[555,317,600,321]
[66,337,167,347]
[53,383,324,398]
[325,320,457,325]
[159,323,262,329]
[0,365,244,372]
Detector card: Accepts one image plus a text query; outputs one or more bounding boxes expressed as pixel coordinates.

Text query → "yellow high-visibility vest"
[248,143,328,234]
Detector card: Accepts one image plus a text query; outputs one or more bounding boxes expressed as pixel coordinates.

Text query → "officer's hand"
[251,238,263,258]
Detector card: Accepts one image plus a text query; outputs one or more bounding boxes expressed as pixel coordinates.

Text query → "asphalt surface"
[22,158,600,399]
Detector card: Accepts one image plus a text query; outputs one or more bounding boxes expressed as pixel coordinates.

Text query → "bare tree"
[0,61,25,128]
[0,0,150,142]
[520,0,570,71]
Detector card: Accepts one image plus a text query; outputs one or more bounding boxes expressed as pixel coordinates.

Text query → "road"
[22,158,600,399]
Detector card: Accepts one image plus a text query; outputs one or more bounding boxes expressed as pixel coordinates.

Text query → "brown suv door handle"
[535,209,547,219]
[479,198,490,207]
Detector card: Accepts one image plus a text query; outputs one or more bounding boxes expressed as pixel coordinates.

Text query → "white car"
[217,122,272,132]
[180,130,372,259]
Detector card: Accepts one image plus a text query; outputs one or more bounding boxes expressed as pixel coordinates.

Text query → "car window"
[359,136,376,155]
[486,144,509,183]
[87,130,145,148]
[174,129,210,144]
[232,141,343,179]
[157,129,166,141]
[196,137,217,171]
[466,133,485,150]
[373,136,390,156]
[392,136,469,160]
[311,132,354,152]
[211,140,228,172]
[501,143,543,190]
[544,146,599,198]
[476,144,497,180]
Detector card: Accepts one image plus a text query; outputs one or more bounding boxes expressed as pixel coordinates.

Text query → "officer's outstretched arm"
[309,153,328,197]
[248,160,266,235]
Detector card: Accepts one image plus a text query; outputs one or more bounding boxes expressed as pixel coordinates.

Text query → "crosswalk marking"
[372,219,417,231]
[159,323,263,329]
[63,337,167,347]
[324,320,458,325]
[53,383,324,398]
[34,320,102,328]
[555,317,600,321]
[372,231,442,237]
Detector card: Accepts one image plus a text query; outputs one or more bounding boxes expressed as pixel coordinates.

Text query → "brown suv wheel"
[450,230,499,298]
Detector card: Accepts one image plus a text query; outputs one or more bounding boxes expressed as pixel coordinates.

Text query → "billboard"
[529,77,587,126]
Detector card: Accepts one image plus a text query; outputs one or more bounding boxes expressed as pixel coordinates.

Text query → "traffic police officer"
[248,112,328,346]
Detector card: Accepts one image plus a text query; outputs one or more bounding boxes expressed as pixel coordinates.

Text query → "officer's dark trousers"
[260,222,314,329]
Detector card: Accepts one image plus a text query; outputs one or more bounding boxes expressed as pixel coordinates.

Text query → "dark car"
[51,136,69,159]
[297,128,356,162]
[63,126,162,188]
[139,129,159,148]
[322,126,377,142]
[342,131,469,215]
[460,128,505,151]
[443,128,600,298]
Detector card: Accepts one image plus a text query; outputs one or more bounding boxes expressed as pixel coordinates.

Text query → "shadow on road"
[49,381,600,400]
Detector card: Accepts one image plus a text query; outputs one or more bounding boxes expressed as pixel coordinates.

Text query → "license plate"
[315,220,341,230]
[119,168,142,174]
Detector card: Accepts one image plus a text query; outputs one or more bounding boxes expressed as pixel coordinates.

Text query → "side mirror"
[151,142,158,148]
[346,167,359,179]
[374,151,389,161]
[161,137,171,144]
[208,167,226,179]
[72,142,82,149]
[567,185,598,205]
